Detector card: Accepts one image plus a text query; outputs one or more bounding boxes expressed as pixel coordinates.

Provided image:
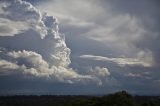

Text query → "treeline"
[0,91,160,106]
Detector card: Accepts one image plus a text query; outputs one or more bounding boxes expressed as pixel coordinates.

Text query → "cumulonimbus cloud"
[0,0,110,84]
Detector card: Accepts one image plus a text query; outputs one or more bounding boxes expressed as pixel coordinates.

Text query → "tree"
[100,91,136,106]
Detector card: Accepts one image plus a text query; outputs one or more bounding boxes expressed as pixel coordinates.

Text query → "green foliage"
[100,91,136,106]
[0,91,160,106]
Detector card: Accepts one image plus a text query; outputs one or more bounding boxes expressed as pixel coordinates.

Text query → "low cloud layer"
[80,54,153,67]
[0,0,109,85]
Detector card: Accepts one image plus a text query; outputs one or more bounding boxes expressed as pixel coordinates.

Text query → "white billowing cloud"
[81,66,110,85]
[89,66,110,77]
[0,59,19,71]
[0,0,109,84]
[80,54,153,67]
[0,0,47,38]
[0,17,29,36]
[8,50,49,73]
[6,50,94,83]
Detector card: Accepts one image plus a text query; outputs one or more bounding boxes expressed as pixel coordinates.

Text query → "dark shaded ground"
[0,91,160,106]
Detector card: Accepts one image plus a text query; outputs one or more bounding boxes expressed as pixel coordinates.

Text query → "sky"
[0,0,160,95]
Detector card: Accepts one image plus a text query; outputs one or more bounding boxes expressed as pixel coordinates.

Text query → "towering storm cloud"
[0,0,109,85]
[0,0,160,95]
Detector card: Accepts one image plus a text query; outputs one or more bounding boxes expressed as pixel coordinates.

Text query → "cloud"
[0,59,19,75]
[0,0,110,85]
[21,0,160,95]
[90,66,110,77]
[6,50,95,84]
[0,0,160,95]
[80,54,153,67]
[36,0,159,65]
[0,0,47,38]
[125,72,152,80]
[82,66,111,85]
[0,17,30,36]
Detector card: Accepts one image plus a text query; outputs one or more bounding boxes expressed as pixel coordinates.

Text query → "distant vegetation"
[0,91,160,106]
